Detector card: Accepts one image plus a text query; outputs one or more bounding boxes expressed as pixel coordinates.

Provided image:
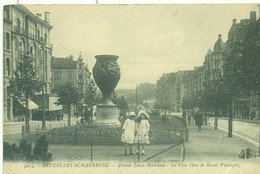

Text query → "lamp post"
[41,83,46,130]
[41,52,46,130]
[135,84,138,115]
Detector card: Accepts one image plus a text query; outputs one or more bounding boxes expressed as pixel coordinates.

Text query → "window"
[6,58,10,76]
[79,63,82,69]
[4,6,10,20]
[68,72,73,79]
[55,85,61,90]
[29,22,36,38]
[15,40,18,50]
[19,39,25,52]
[44,33,47,44]
[54,71,61,80]
[79,74,82,80]
[30,45,34,55]
[7,86,10,96]
[15,18,20,32]
[37,29,40,40]
[6,33,10,50]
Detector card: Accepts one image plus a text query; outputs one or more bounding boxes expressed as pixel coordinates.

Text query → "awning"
[236,98,250,103]
[19,99,39,110]
[48,96,63,111]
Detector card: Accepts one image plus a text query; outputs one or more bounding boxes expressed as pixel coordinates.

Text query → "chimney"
[36,13,42,19]
[44,12,50,24]
[233,19,236,25]
[250,11,256,22]
[69,55,73,60]
[218,34,222,40]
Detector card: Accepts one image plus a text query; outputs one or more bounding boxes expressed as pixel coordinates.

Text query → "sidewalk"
[3,117,80,135]
[208,118,260,146]
[185,123,259,162]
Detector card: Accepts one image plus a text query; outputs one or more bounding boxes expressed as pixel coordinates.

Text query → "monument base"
[94,104,121,128]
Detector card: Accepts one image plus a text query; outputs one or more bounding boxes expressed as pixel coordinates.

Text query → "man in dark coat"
[195,111,203,132]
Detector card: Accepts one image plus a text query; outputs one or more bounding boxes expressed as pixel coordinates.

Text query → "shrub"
[3,142,18,160]
[18,139,32,160]
[4,136,52,161]
[33,135,52,161]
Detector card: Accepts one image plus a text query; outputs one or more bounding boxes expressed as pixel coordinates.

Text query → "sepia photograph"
[2,2,260,174]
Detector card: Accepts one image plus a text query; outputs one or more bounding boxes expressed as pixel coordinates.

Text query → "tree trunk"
[68,104,71,127]
[256,94,260,120]
[214,109,218,130]
[228,102,233,137]
[90,107,93,125]
[204,111,207,125]
[214,116,218,130]
[25,98,30,135]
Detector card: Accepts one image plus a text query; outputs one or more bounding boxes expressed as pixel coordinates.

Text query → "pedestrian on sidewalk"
[188,112,191,125]
[182,110,187,120]
[135,110,150,155]
[121,112,136,156]
[195,111,203,132]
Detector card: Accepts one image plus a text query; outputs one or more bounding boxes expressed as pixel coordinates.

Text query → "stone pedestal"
[95,104,121,128]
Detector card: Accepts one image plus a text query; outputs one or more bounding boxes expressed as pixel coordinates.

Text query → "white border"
[1,1,260,174]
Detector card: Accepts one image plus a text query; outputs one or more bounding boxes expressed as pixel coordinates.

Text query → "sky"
[25,4,259,89]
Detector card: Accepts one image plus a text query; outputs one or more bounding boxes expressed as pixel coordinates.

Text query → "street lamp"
[42,51,46,130]
[41,82,46,130]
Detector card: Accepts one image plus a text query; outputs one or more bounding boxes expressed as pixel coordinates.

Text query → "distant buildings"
[51,54,91,116]
[225,11,259,120]
[156,70,192,112]
[156,10,260,120]
[51,54,91,94]
[3,5,53,122]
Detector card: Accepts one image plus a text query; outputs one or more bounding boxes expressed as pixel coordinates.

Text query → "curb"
[210,124,259,147]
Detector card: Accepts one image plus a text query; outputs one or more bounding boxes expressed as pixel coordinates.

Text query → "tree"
[235,20,260,120]
[111,91,119,105]
[9,53,43,135]
[118,96,129,117]
[222,41,242,137]
[84,79,100,123]
[202,78,229,129]
[55,84,82,126]
[155,73,175,114]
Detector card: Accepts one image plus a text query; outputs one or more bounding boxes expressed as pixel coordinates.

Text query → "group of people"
[121,110,150,156]
[183,110,203,132]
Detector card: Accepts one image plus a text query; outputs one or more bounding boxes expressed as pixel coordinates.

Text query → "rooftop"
[52,57,77,69]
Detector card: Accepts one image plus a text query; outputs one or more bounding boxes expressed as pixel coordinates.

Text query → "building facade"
[226,11,260,120]
[51,55,91,116]
[156,70,192,112]
[51,54,91,94]
[3,5,53,122]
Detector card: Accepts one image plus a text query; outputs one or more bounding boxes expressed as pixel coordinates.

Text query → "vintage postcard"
[2,3,260,174]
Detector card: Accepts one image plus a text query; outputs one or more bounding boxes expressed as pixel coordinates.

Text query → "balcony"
[38,37,47,44]
[13,27,47,44]
[14,27,27,35]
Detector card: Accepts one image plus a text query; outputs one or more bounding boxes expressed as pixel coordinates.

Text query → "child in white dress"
[121,112,136,156]
[135,110,150,155]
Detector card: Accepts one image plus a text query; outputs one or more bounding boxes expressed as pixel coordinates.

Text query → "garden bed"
[22,122,183,146]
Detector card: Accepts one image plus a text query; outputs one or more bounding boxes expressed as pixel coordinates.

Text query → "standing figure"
[121,112,136,156]
[188,112,191,125]
[135,110,150,155]
[195,111,203,132]
[182,110,187,120]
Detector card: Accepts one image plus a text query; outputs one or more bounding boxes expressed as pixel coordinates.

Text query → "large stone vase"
[93,55,121,127]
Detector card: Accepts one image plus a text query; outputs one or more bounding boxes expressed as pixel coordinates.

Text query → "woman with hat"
[121,111,136,156]
[135,110,150,155]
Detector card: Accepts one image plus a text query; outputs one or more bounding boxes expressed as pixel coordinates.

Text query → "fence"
[4,118,188,162]
[18,123,187,162]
